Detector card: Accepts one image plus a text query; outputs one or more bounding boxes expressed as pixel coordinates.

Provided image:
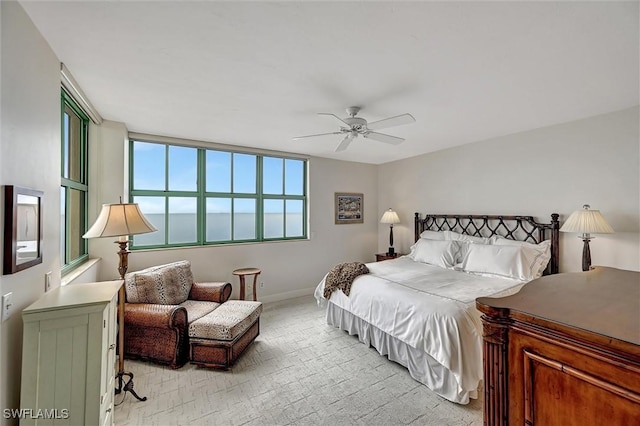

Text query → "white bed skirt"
[326,301,479,405]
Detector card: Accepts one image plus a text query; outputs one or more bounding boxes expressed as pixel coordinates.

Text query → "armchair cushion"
[125,260,194,304]
[179,300,221,323]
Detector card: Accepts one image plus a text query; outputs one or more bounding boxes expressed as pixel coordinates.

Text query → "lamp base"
[582,238,592,272]
[114,242,147,403]
[387,247,395,256]
[115,371,147,402]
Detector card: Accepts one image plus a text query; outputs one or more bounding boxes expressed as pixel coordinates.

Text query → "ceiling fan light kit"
[294,106,415,152]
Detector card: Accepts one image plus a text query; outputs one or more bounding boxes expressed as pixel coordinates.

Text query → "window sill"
[61,258,101,286]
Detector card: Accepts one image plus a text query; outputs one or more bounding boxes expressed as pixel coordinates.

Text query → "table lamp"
[559,204,614,271]
[83,199,156,402]
[380,208,400,256]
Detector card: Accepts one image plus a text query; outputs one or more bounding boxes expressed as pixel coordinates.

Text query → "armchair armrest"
[190,282,232,303]
[124,303,187,329]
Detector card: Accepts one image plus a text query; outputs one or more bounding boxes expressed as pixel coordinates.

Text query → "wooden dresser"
[21,281,121,426]
[476,267,640,426]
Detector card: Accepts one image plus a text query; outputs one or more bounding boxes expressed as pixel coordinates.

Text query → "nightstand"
[376,252,402,262]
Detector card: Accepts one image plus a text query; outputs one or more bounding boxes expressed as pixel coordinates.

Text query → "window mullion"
[256,156,263,241]
[197,148,205,244]
[281,158,286,237]
[64,186,70,264]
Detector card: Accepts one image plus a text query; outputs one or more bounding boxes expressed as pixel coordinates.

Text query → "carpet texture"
[115,296,482,425]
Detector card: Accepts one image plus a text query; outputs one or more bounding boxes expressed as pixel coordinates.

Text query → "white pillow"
[443,231,492,263]
[461,244,538,281]
[445,230,492,245]
[410,239,461,269]
[492,237,551,278]
[419,230,447,240]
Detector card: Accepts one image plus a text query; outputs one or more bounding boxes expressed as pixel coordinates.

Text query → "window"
[61,90,89,272]
[130,140,307,248]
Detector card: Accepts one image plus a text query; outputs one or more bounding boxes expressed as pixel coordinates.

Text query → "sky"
[132,141,304,214]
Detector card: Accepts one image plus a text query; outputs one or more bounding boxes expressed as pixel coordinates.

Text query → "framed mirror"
[3,186,43,274]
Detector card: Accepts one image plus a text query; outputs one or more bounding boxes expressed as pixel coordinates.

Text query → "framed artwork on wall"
[335,192,364,224]
[3,186,43,274]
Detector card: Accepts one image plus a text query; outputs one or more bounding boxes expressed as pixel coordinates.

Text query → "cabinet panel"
[523,350,640,426]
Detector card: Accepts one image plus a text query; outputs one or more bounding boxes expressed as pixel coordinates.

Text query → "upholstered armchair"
[123,261,232,369]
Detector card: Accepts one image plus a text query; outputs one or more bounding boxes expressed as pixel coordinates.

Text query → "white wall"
[378,107,640,272]
[88,126,379,301]
[0,1,61,422]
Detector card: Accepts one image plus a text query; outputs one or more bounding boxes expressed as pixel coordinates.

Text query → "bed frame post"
[414,212,420,242]
[550,213,560,274]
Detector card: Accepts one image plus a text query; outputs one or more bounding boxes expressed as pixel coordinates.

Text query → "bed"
[314,213,560,404]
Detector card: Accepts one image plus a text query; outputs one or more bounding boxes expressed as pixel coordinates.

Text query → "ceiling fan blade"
[335,133,356,152]
[292,131,343,141]
[318,112,350,127]
[367,113,415,130]
[365,132,405,145]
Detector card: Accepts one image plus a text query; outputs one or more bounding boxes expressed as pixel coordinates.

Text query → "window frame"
[129,139,308,249]
[60,89,89,274]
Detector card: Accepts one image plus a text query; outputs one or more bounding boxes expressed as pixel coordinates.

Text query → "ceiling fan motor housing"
[343,116,367,132]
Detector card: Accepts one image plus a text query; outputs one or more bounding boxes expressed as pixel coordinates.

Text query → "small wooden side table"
[375,253,405,262]
[232,267,261,301]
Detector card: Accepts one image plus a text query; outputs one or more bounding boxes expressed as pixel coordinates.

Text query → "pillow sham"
[491,236,551,278]
[419,230,447,240]
[461,244,539,281]
[410,239,461,269]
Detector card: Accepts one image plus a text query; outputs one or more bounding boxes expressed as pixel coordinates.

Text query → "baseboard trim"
[256,287,316,304]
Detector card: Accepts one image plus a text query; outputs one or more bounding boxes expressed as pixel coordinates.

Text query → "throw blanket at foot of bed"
[323,262,369,299]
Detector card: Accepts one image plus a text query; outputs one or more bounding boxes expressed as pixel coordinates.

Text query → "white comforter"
[314,256,525,397]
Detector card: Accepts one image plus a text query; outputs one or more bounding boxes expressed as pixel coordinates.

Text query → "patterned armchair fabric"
[123,261,231,369]
[124,260,194,304]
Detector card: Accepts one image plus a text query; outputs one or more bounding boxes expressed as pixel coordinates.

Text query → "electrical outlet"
[45,271,52,292]
[2,292,13,322]
[260,281,264,288]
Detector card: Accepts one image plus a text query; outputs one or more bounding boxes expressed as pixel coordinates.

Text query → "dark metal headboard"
[414,213,560,275]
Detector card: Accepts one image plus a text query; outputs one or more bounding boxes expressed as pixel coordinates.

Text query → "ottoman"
[188,300,263,369]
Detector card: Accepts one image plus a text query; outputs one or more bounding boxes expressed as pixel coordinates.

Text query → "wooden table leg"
[239,276,246,300]
[252,273,259,301]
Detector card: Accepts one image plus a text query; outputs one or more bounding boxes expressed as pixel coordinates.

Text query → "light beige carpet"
[115,296,482,425]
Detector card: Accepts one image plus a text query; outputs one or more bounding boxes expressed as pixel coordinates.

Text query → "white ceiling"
[20,1,639,165]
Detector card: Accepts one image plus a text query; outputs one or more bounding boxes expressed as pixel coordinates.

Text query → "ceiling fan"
[293,106,416,152]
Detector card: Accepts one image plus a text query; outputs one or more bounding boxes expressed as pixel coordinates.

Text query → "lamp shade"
[560,205,614,235]
[380,209,400,224]
[83,203,157,238]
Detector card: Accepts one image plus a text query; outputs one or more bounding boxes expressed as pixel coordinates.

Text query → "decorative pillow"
[410,239,461,269]
[492,237,551,278]
[461,244,538,281]
[419,230,447,240]
[125,260,194,305]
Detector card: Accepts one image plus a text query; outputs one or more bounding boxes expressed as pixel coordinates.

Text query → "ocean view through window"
[129,139,307,248]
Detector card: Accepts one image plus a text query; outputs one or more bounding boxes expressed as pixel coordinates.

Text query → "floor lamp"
[560,204,614,271]
[83,200,157,402]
